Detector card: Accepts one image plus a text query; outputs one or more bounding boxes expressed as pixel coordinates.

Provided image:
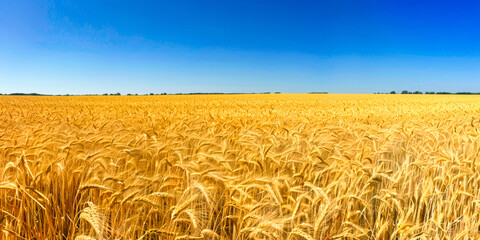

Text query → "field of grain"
[1,94,480,239]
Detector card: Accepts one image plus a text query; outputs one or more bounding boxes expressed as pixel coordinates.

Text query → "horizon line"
[4,91,480,96]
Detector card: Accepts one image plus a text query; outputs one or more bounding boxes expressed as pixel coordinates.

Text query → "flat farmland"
[1,94,480,239]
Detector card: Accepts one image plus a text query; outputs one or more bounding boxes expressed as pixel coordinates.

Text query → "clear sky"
[1,0,480,94]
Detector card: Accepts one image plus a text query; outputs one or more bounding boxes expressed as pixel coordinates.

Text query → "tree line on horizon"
[376,90,480,95]
[3,91,480,96]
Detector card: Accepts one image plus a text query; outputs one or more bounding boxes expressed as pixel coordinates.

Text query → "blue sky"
[1,0,480,94]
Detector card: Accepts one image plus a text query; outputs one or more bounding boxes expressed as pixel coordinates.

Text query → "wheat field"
[1,94,480,239]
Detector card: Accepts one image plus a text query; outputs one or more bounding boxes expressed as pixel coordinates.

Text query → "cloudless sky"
[1,0,480,94]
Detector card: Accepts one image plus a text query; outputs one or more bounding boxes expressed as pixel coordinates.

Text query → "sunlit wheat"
[1,94,480,239]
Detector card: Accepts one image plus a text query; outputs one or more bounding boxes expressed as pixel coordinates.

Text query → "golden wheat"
[1,94,480,239]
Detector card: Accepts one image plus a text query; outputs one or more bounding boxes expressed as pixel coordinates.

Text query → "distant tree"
[275,92,281,94]
[150,93,154,95]
[413,91,423,94]
[10,93,42,95]
[127,93,132,95]
[390,91,396,94]
[401,90,409,94]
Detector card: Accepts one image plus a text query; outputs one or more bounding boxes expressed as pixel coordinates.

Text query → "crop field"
[1,94,480,239]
